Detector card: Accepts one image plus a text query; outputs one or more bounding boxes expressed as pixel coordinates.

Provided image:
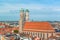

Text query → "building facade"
[19,9,56,40]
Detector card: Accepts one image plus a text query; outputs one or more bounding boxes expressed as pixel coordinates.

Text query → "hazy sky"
[0,0,60,21]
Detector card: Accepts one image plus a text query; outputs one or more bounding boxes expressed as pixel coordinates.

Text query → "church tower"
[19,9,29,33]
[19,8,24,33]
[25,9,29,22]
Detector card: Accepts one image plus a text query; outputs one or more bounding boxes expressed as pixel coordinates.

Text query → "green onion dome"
[20,8,24,12]
[25,9,29,12]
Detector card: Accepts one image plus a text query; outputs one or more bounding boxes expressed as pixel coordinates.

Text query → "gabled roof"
[23,22,55,32]
[0,27,19,34]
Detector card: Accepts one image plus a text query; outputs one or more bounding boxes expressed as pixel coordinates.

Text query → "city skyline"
[0,0,60,21]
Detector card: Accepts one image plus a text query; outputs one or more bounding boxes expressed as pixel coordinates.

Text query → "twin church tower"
[19,8,29,33]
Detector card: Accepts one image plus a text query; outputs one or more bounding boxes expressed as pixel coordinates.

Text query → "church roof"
[23,22,55,32]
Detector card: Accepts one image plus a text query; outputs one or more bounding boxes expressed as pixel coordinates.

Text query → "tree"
[14,30,19,33]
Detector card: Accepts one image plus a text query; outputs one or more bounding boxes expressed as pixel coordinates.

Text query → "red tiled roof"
[56,33,60,36]
[0,27,19,34]
[23,22,55,32]
[0,22,19,34]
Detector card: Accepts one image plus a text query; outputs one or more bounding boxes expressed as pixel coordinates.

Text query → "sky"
[0,0,60,21]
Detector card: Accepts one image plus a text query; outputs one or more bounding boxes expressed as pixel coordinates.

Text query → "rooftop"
[23,22,55,32]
